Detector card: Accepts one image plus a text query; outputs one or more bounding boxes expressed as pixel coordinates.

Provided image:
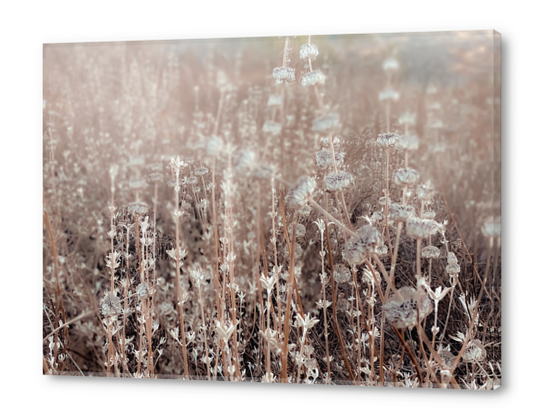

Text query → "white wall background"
[0,1,536,418]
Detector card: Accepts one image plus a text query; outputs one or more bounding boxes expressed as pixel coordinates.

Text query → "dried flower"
[406,217,437,240]
[336,298,350,312]
[260,273,278,295]
[376,133,400,148]
[446,263,460,275]
[194,166,209,177]
[273,67,295,83]
[288,223,306,238]
[300,43,319,60]
[316,149,345,169]
[383,287,433,329]
[286,176,316,210]
[190,267,206,288]
[215,320,235,342]
[376,244,389,256]
[146,172,164,183]
[389,203,415,223]
[185,176,198,185]
[333,264,352,284]
[320,136,341,147]
[417,181,436,202]
[167,246,188,262]
[299,205,312,218]
[422,209,436,219]
[136,282,152,299]
[296,313,320,330]
[394,168,420,187]
[342,225,383,265]
[438,347,455,369]
[302,70,325,86]
[283,242,303,260]
[421,245,440,259]
[324,170,353,192]
[462,339,486,363]
[101,293,122,318]
[427,285,452,302]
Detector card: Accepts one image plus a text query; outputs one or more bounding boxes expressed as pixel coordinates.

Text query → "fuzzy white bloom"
[273,67,295,83]
[302,70,325,86]
[300,43,319,60]
[383,287,433,329]
[286,176,316,210]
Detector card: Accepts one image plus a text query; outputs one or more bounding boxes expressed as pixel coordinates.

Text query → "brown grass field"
[42,31,501,388]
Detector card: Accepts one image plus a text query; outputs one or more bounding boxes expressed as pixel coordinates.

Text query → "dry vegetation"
[42,31,501,389]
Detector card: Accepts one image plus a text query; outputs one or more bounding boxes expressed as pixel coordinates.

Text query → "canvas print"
[43,30,501,389]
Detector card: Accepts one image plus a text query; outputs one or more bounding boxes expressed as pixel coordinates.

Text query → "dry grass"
[42,31,501,389]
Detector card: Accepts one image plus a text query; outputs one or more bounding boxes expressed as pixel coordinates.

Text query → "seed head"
[285,176,316,210]
[389,203,415,223]
[215,320,235,342]
[295,313,319,330]
[316,149,345,169]
[342,225,383,265]
[288,223,307,238]
[383,286,433,329]
[462,339,486,363]
[302,70,325,86]
[101,293,122,318]
[324,170,353,192]
[300,43,319,60]
[194,166,209,177]
[333,264,352,284]
[417,181,436,202]
[136,282,152,299]
[406,217,437,240]
[421,245,440,259]
[376,133,400,148]
[438,347,455,369]
[446,263,460,275]
[422,209,436,219]
[394,168,420,187]
[273,67,295,83]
